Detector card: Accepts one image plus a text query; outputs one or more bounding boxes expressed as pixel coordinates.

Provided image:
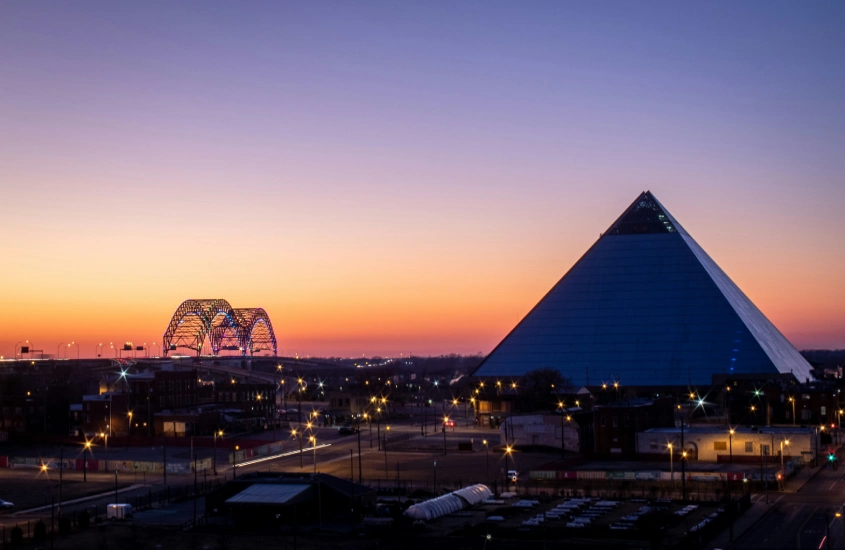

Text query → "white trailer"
[107,504,133,520]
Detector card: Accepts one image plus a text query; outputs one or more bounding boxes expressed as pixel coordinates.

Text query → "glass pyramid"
[472,191,813,386]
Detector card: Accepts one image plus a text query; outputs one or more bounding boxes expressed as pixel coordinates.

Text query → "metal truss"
[162,299,278,357]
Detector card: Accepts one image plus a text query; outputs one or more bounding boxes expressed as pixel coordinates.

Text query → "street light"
[213,430,223,474]
[376,407,382,450]
[558,402,566,459]
[363,413,372,449]
[384,425,390,475]
[789,397,796,425]
[57,342,64,359]
[292,428,303,468]
[780,439,790,489]
[729,429,735,464]
[83,440,91,482]
[443,416,448,455]
[505,445,514,487]
[310,435,317,473]
[668,443,674,489]
[482,439,489,487]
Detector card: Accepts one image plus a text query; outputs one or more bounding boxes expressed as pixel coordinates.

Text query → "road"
[730,456,845,549]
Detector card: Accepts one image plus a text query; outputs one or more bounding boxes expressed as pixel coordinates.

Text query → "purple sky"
[1,2,843,357]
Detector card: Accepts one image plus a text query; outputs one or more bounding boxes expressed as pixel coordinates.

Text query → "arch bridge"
[162,299,277,357]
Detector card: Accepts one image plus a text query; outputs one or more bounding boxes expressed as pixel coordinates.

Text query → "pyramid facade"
[472,192,813,386]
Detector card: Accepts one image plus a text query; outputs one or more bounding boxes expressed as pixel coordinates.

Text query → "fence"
[0,456,212,474]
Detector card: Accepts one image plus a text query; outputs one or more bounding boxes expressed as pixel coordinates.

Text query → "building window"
[745,442,753,453]
[821,406,827,416]
[649,440,657,450]
[714,441,727,451]
[612,416,618,427]
[600,417,606,427]
[802,409,812,420]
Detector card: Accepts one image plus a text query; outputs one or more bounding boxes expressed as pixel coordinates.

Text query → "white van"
[107,504,134,520]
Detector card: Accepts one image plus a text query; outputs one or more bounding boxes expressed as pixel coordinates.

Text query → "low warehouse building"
[637,426,819,464]
[207,472,376,528]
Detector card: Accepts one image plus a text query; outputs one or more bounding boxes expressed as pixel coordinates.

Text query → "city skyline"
[2,2,844,357]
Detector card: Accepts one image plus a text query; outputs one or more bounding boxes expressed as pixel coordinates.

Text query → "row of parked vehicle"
[514,498,621,528]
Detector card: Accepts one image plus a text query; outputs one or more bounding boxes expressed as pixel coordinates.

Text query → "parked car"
[0,499,14,509]
[337,427,359,436]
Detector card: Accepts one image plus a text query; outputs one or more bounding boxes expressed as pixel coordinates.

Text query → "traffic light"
[829,453,836,462]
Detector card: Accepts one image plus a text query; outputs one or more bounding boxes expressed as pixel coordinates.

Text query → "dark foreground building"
[472,191,813,386]
[207,472,376,528]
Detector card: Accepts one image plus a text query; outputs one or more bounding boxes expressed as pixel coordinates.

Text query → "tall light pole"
[310,435,317,473]
[482,439,489,487]
[780,439,790,490]
[69,341,79,359]
[213,430,222,475]
[293,428,303,468]
[505,445,513,488]
[57,342,64,359]
[83,440,91,482]
[789,397,796,425]
[363,413,372,449]
[58,445,64,516]
[558,401,566,459]
[383,426,390,475]
[668,443,674,489]
[443,416,448,456]
[729,429,734,464]
[376,407,382,450]
[356,414,362,483]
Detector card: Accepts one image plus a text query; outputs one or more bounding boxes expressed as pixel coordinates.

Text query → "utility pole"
[57,446,64,517]
[193,440,197,528]
[680,420,686,501]
[356,417,362,483]
[162,434,167,486]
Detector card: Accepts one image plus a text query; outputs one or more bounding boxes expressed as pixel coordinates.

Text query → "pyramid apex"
[604,191,686,236]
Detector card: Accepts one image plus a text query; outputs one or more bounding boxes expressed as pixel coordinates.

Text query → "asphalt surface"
[0,421,507,533]
[729,456,845,549]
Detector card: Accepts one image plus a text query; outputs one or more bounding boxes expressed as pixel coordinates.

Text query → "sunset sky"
[1,2,844,358]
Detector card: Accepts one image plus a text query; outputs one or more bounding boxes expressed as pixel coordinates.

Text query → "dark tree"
[518,368,572,411]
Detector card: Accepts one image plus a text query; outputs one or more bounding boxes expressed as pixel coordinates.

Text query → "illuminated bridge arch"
[162,299,277,357]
